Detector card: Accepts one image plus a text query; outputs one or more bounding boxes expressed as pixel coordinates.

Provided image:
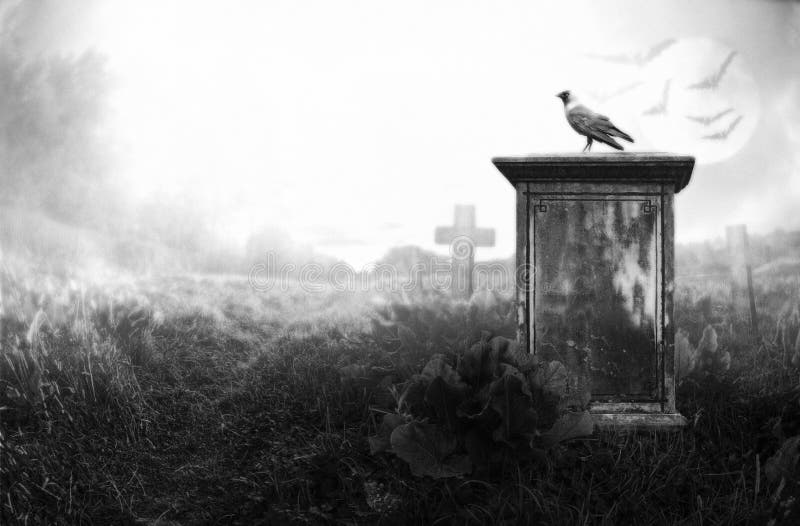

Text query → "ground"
[2,268,800,525]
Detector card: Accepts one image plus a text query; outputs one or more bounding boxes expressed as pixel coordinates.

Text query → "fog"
[1,0,799,270]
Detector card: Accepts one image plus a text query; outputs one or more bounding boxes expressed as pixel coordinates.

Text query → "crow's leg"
[583,137,593,152]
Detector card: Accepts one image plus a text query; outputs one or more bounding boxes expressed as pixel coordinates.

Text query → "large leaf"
[390,421,472,478]
[490,335,511,356]
[498,337,537,372]
[529,360,567,398]
[498,363,532,398]
[397,374,428,413]
[458,341,486,383]
[368,413,407,454]
[458,338,500,385]
[695,325,731,374]
[464,427,494,471]
[675,329,696,379]
[455,384,499,430]
[540,411,594,448]
[697,325,718,355]
[425,376,469,433]
[421,354,467,389]
[488,374,538,444]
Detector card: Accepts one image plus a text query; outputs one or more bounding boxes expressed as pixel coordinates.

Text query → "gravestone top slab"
[492,152,695,193]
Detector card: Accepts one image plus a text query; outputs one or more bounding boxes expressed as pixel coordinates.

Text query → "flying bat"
[589,81,643,103]
[686,108,734,126]
[642,80,671,116]
[556,90,634,151]
[701,115,743,140]
[586,38,677,68]
[688,51,737,90]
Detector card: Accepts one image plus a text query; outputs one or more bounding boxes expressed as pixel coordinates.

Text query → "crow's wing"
[568,107,624,150]
[606,124,634,142]
[589,111,634,142]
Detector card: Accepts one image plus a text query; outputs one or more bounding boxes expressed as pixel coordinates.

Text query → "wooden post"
[746,264,759,339]
[726,224,759,339]
[434,205,495,300]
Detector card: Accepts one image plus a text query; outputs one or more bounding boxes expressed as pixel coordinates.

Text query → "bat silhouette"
[589,81,643,103]
[701,115,743,140]
[688,51,737,90]
[642,80,671,116]
[586,39,677,67]
[686,108,734,126]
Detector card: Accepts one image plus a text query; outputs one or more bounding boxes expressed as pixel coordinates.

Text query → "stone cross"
[434,204,495,299]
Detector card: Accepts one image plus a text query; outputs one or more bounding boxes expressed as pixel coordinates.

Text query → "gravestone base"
[591,412,688,431]
[590,401,687,430]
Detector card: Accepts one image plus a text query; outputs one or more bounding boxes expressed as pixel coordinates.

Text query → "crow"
[556,90,634,152]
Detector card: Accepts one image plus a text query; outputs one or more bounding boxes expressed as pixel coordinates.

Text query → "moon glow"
[638,37,761,165]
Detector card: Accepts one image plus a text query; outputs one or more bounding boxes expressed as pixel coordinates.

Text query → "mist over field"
[0,0,799,274]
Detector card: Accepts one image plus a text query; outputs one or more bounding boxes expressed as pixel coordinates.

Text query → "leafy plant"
[390,421,472,478]
[676,324,730,380]
[370,335,594,478]
[773,302,800,367]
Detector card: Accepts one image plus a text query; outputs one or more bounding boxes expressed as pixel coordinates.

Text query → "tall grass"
[1,258,799,524]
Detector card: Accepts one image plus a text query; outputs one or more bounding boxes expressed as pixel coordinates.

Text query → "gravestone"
[493,153,695,429]
[435,205,495,300]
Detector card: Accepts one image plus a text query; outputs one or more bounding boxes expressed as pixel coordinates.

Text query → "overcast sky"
[15,0,800,266]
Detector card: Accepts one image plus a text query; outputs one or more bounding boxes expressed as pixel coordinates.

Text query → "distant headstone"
[434,205,495,300]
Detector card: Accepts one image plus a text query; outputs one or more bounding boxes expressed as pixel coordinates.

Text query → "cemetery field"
[2,267,800,525]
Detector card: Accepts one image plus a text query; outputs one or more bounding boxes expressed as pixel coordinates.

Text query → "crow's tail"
[593,133,624,150]
[610,127,634,143]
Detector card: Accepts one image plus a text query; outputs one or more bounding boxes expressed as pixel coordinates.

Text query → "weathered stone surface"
[494,152,694,429]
